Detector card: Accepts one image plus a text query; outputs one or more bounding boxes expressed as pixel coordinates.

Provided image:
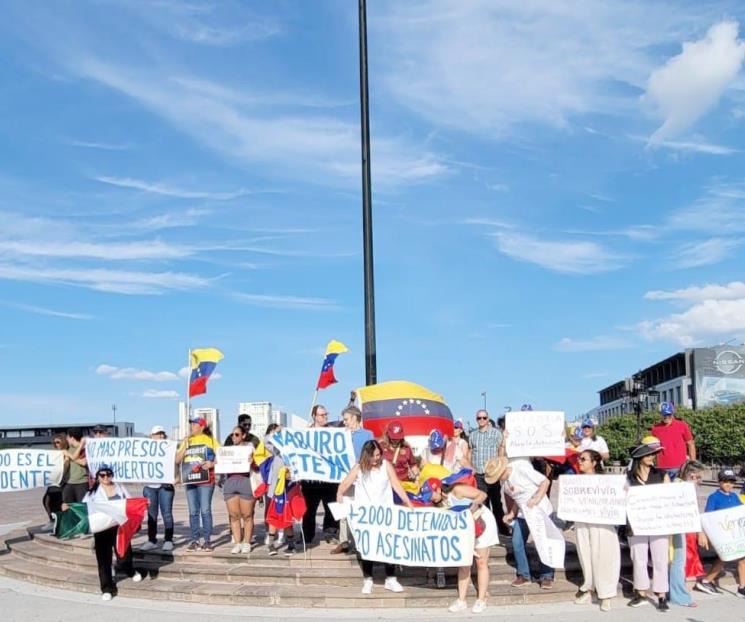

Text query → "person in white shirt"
[578,419,609,461]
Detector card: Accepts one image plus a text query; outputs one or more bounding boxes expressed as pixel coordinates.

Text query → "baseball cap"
[660,402,675,416]
[386,421,405,440]
[92,424,107,433]
[428,429,446,451]
[189,416,207,427]
[150,425,166,436]
[454,420,463,429]
[581,418,595,429]
[718,468,738,482]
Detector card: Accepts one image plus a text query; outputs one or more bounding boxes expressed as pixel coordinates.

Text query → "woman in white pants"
[573,450,620,612]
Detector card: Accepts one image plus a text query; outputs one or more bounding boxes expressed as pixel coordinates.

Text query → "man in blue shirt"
[469,409,508,535]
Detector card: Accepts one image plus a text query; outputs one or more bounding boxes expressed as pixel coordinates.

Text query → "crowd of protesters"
[39,400,745,613]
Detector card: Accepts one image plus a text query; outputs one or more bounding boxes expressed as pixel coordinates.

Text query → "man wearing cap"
[379,421,418,483]
[578,419,609,461]
[650,402,696,478]
[92,424,109,438]
[469,409,508,535]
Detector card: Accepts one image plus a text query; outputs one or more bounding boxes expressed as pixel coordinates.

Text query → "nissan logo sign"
[714,350,745,375]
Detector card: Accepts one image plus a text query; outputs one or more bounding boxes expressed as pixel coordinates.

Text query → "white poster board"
[626,482,701,536]
[523,505,566,568]
[557,474,627,525]
[505,411,565,457]
[86,437,177,484]
[0,450,64,492]
[700,503,745,562]
[271,428,356,483]
[215,445,253,474]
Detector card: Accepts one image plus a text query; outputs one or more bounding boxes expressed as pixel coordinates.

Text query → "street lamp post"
[481,391,487,411]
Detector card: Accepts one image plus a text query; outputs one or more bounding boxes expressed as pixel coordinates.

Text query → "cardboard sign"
[0,450,64,492]
[215,445,253,474]
[557,474,627,525]
[626,482,701,536]
[344,502,475,567]
[87,437,177,484]
[505,411,565,457]
[270,428,356,483]
[700,504,745,562]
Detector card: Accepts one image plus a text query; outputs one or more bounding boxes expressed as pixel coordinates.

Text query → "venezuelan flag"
[316,340,348,390]
[189,347,224,398]
[356,380,454,438]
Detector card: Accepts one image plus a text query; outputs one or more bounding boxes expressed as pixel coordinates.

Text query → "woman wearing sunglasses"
[222,426,257,555]
[82,465,142,600]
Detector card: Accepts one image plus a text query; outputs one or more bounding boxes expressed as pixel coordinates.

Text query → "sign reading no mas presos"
[557,474,627,525]
[701,504,745,562]
[0,449,64,492]
[626,482,701,536]
[86,437,177,484]
[270,428,356,483]
[505,411,565,457]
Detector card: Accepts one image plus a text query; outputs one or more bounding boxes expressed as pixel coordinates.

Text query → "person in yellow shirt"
[176,416,219,552]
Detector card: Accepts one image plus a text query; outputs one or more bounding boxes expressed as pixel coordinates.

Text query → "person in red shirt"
[378,421,418,483]
[650,402,696,478]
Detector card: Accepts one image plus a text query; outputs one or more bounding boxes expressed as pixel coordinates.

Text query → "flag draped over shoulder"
[316,340,348,390]
[54,498,148,557]
[189,347,224,398]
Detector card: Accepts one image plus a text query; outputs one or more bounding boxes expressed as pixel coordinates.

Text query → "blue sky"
[2,1,745,433]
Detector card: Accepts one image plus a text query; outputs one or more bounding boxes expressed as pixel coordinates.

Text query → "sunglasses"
[231,432,243,437]
[476,416,488,420]
[316,413,328,417]
[99,472,113,478]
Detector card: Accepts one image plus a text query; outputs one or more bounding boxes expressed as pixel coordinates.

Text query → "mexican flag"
[54,498,148,557]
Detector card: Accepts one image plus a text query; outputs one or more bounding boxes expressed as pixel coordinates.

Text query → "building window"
[676,386,682,404]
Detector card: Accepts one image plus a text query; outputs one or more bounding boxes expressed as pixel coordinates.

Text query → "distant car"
[712,390,745,405]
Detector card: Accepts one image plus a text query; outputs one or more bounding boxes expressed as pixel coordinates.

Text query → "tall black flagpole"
[358,0,377,385]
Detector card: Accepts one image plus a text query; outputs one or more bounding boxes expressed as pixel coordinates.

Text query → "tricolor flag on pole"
[189,347,224,398]
[54,498,148,557]
[316,340,348,389]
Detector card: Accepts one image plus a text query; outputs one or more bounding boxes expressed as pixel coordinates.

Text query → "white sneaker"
[230,543,242,554]
[384,577,404,593]
[575,590,592,605]
[139,541,158,551]
[102,593,113,602]
[600,599,611,612]
[361,578,374,594]
[241,543,251,555]
[448,599,467,612]
[162,541,174,552]
[132,572,143,583]
[472,600,486,614]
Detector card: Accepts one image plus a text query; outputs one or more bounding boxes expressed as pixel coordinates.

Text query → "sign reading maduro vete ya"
[626,482,701,536]
[270,428,355,483]
[557,474,627,525]
[344,503,475,567]
[86,437,177,484]
[505,411,566,457]
[0,449,64,492]
[701,504,745,561]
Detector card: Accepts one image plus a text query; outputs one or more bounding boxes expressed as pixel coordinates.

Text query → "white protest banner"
[270,428,356,483]
[626,482,701,536]
[523,505,565,568]
[505,411,565,457]
[86,437,177,484]
[701,504,745,561]
[346,503,475,567]
[557,474,627,525]
[215,445,253,474]
[0,450,64,492]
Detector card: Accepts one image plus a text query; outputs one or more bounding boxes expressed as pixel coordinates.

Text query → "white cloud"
[554,336,631,352]
[493,232,628,274]
[0,300,92,320]
[0,239,189,260]
[64,139,130,150]
[233,293,339,310]
[142,389,179,399]
[638,136,739,155]
[670,237,743,269]
[646,20,745,143]
[93,176,249,200]
[96,364,179,381]
[668,182,745,233]
[645,281,745,302]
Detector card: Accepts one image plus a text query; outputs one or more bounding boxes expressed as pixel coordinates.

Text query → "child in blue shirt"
[696,469,745,596]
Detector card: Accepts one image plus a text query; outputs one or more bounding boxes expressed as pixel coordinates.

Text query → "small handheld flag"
[189,347,224,398]
[316,340,348,390]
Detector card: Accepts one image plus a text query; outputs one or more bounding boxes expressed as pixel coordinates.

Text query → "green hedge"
[596,403,745,466]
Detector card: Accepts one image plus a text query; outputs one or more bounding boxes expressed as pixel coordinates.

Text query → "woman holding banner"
[573,450,620,612]
[626,436,671,611]
[336,439,414,594]
[223,426,257,555]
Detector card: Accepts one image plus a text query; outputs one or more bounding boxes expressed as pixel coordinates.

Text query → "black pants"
[360,557,395,579]
[93,527,135,595]
[301,481,339,543]
[62,482,89,503]
[475,473,508,534]
[42,486,63,519]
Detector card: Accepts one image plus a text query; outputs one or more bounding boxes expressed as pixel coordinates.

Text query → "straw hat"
[630,435,664,459]
[484,457,508,484]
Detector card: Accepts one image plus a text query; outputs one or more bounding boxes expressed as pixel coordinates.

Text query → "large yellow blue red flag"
[316,340,348,390]
[189,348,224,398]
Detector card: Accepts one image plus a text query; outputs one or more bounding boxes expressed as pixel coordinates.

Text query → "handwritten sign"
[87,437,177,484]
[523,505,566,568]
[270,428,356,483]
[505,411,565,457]
[626,483,701,536]
[0,450,64,492]
[215,445,254,474]
[557,474,627,525]
[701,504,745,561]
[342,502,475,567]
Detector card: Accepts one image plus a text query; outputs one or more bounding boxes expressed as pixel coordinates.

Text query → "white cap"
[150,425,166,436]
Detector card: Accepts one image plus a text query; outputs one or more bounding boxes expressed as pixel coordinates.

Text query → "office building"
[0,422,135,447]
